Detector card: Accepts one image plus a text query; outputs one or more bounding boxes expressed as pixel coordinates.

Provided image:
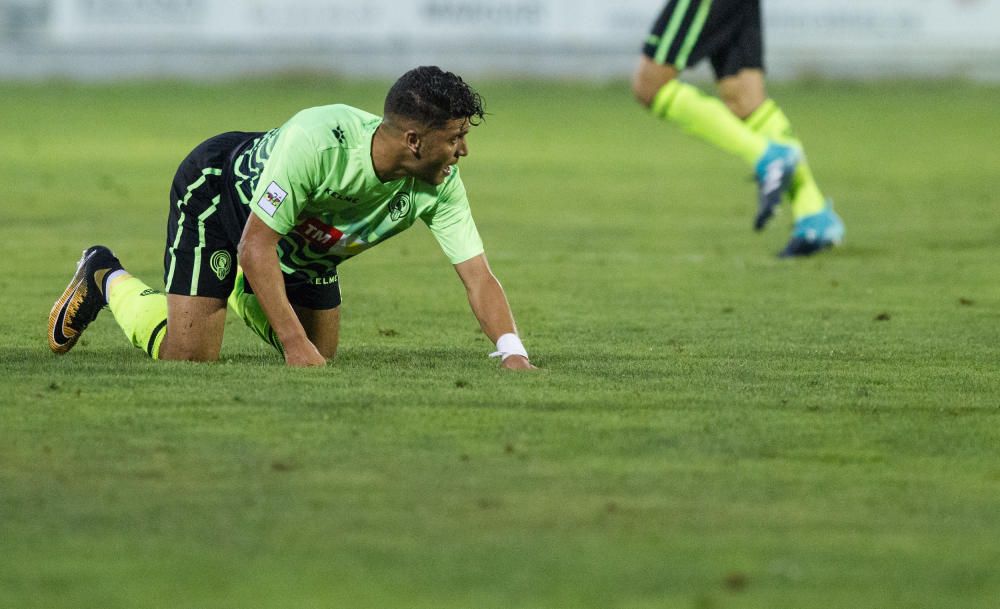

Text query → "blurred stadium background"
[3,0,1000,82]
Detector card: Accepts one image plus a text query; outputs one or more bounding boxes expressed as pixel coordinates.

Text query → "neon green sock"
[745,99,826,218]
[227,269,284,354]
[106,275,167,359]
[651,80,768,166]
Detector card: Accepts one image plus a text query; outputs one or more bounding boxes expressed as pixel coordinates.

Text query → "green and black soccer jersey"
[233,104,484,283]
[643,0,763,79]
[163,104,484,309]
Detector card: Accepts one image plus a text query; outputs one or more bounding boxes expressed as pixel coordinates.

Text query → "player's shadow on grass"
[2,345,281,372]
[7,344,546,373]
[335,345,482,370]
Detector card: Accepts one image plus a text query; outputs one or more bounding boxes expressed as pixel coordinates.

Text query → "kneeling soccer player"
[48,66,534,369]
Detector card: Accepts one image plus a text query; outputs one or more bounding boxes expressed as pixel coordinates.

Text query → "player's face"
[415,118,470,185]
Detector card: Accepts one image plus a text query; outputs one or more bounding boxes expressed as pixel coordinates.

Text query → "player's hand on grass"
[283,337,327,367]
[502,355,536,370]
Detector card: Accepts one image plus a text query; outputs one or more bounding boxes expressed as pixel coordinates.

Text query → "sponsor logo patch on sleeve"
[257,181,288,217]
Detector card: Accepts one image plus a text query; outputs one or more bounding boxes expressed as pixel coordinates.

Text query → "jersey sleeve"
[248,122,325,235]
[421,171,485,265]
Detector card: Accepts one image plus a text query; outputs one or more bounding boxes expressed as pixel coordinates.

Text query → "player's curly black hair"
[384,66,486,129]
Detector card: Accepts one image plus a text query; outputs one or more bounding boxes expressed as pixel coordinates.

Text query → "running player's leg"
[719,8,844,255]
[635,0,798,230]
[633,0,768,165]
[716,68,766,120]
[744,94,845,255]
[704,5,793,230]
[632,56,679,108]
[742,92,829,220]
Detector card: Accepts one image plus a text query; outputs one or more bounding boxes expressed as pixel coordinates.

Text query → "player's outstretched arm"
[238,215,326,367]
[454,254,535,370]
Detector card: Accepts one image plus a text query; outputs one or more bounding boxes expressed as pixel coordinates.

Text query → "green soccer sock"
[651,79,769,166]
[106,274,167,359]
[227,270,284,354]
[745,99,826,219]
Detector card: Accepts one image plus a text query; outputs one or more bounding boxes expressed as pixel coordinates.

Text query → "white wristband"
[489,333,528,361]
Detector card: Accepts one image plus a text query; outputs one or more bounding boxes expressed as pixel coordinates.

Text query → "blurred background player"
[48,66,534,369]
[631,0,844,256]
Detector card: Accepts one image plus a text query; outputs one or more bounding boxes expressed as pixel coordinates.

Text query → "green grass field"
[1,77,999,608]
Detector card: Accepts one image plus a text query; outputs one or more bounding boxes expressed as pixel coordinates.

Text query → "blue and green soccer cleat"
[779,202,845,257]
[48,245,123,354]
[754,142,800,231]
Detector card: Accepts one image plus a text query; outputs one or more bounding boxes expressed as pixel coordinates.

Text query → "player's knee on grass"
[158,333,222,362]
[315,343,337,361]
[160,294,227,361]
[295,305,340,361]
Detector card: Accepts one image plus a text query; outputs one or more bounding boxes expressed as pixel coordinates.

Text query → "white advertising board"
[2,0,999,79]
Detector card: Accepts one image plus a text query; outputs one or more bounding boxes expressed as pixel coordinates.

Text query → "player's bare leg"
[717,68,767,119]
[631,56,678,108]
[294,306,340,360]
[158,294,227,361]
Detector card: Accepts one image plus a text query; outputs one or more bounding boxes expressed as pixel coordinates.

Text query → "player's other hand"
[284,338,327,367]
[502,355,537,371]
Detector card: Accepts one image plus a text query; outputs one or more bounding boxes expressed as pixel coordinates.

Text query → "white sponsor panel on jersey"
[257,181,287,217]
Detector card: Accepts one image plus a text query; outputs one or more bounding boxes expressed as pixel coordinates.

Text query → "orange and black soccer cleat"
[48,245,123,354]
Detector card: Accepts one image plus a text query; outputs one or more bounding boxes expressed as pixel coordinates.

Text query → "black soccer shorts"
[642,0,764,79]
[163,131,342,310]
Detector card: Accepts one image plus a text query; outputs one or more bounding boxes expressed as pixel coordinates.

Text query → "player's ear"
[404,130,422,159]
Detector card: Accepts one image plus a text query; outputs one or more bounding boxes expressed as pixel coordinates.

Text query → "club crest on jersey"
[257,181,287,217]
[388,192,411,221]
